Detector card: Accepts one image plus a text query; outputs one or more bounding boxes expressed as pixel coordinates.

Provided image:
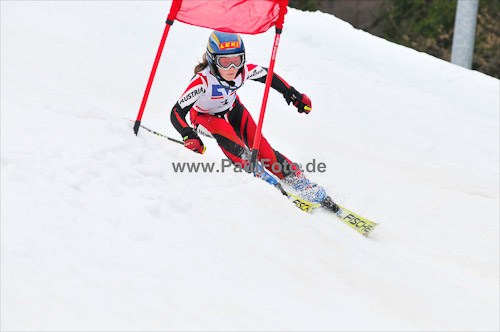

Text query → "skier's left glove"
[284,86,312,114]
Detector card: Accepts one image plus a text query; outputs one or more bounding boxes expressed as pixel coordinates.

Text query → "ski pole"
[124,118,183,144]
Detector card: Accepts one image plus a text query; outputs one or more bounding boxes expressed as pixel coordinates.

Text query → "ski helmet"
[206,31,246,80]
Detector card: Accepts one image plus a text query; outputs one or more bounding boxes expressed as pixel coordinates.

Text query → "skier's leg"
[191,110,251,167]
[227,99,327,203]
[227,98,296,179]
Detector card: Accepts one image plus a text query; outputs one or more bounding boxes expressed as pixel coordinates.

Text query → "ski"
[264,175,379,236]
[281,185,379,236]
[254,169,321,214]
[257,168,379,236]
[332,204,379,237]
[283,188,321,214]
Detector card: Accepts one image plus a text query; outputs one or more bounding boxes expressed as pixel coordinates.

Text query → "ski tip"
[363,223,379,237]
[335,204,379,237]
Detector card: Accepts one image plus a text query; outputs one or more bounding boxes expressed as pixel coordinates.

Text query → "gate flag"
[173,0,288,34]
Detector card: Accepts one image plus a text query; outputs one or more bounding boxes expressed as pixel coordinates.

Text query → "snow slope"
[1,2,499,331]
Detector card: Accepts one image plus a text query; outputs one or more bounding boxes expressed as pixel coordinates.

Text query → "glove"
[181,127,206,154]
[294,93,312,114]
[284,86,312,114]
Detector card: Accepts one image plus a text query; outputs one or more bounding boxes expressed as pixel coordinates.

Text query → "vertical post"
[451,0,479,69]
[250,29,282,173]
[134,20,174,135]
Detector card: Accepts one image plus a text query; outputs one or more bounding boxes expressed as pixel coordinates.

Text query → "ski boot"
[320,195,340,213]
[282,172,327,204]
[282,172,340,213]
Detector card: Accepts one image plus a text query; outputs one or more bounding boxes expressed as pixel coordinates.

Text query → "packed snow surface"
[1,2,499,331]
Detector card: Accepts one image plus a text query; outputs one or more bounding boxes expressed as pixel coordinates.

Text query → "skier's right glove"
[181,127,206,154]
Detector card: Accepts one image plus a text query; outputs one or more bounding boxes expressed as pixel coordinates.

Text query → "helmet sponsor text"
[219,41,240,50]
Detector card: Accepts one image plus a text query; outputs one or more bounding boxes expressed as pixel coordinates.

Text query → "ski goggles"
[215,53,245,70]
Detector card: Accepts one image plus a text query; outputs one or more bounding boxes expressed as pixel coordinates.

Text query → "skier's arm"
[170,102,206,154]
[170,74,207,134]
[170,74,207,154]
[170,102,191,134]
[245,64,312,114]
[245,64,290,94]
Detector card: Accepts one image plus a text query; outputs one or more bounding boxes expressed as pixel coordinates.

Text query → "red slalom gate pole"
[134,20,174,135]
[249,29,282,172]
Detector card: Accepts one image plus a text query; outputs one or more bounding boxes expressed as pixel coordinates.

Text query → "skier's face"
[219,67,238,81]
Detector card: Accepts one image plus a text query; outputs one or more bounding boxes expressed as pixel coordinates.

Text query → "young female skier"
[170,30,337,209]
